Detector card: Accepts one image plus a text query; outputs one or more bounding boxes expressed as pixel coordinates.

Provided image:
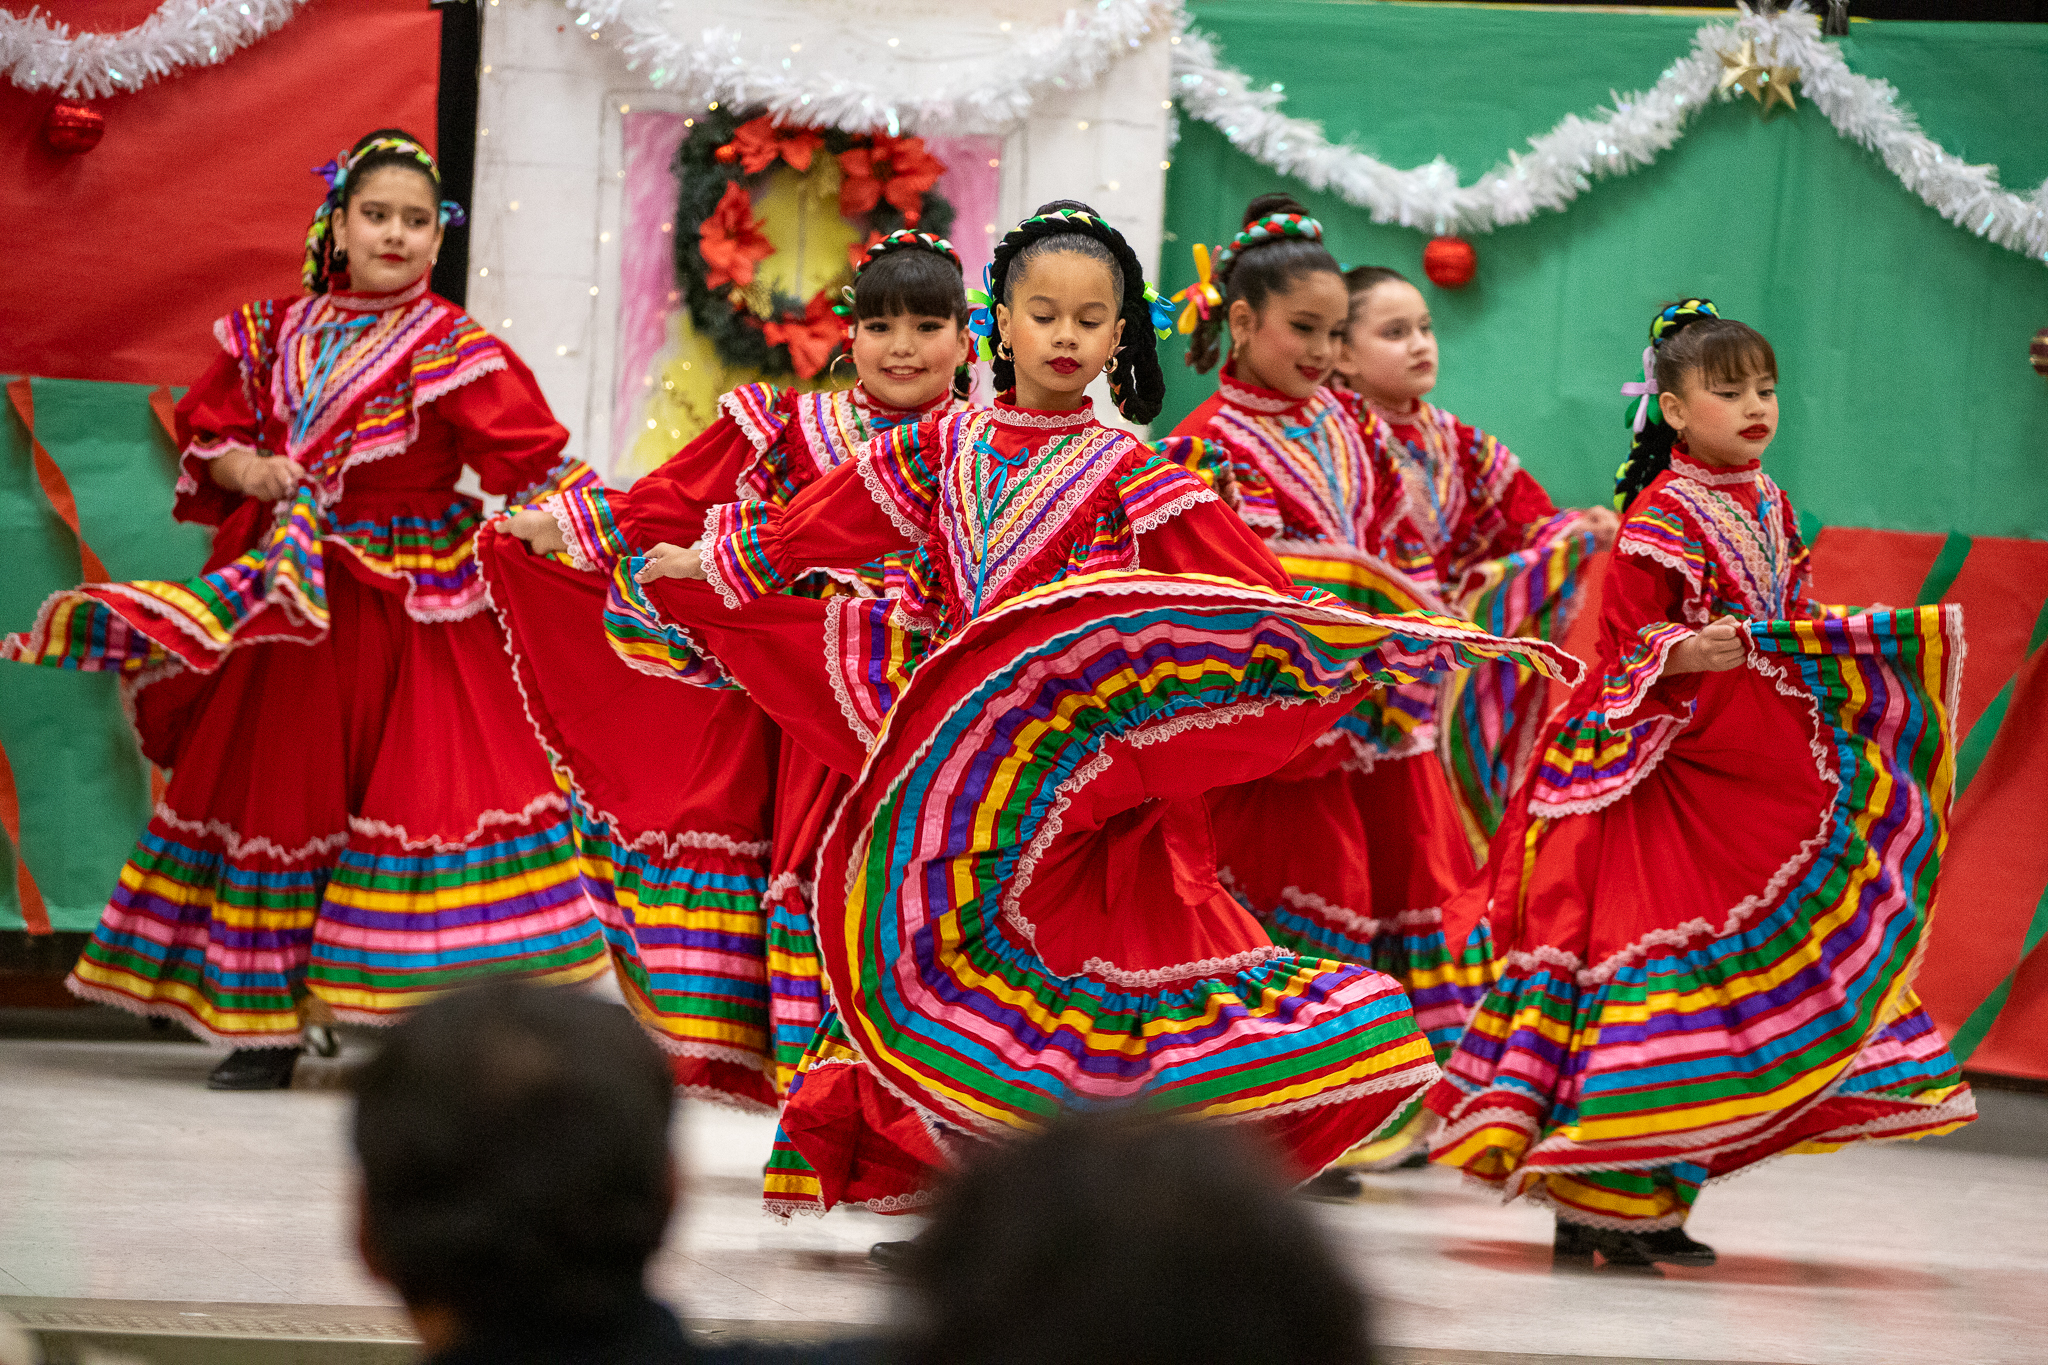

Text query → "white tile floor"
[2,1017,2044,1364]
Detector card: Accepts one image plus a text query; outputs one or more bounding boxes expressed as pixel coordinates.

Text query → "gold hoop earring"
[829,351,856,376]
[1105,352,1120,377]
[997,340,1014,361]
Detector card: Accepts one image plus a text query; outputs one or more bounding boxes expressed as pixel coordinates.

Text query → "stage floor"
[2,1009,2042,1365]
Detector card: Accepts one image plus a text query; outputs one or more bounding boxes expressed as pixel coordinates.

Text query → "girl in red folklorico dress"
[628,202,1577,1240]
[1334,266,1617,852]
[1,131,606,1089]
[480,233,972,1108]
[1157,195,1449,1192]
[1426,301,1974,1268]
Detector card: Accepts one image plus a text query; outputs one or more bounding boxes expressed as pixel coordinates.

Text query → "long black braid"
[986,201,1166,425]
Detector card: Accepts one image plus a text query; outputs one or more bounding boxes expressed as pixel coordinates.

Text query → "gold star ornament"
[1718,39,1765,100]
[1718,37,1799,115]
[1758,63,1800,113]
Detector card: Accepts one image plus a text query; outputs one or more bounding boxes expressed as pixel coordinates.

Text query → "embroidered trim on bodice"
[1663,473,1793,619]
[1214,382,1377,547]
[270,293,448,472]
[799,385,959,476]
[1382,403,1468,557]
[937,409,1132,617]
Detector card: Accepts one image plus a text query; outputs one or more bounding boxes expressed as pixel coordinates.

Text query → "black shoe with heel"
[1553,1216,1713,1268]
[206,1047,299,1091]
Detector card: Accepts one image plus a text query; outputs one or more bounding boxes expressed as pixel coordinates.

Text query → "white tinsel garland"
[561,0,1175,135]
[0,0,311,100]
[1171,3,2048,263]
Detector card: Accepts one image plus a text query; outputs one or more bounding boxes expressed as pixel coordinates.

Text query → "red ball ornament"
[44,101,105,155]
[1422,235,1476,289]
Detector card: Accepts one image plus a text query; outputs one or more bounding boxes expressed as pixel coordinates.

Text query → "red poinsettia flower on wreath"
[699,181,773,290]
[837,135,945,227]
[763,290,846,380]
[715,115,824,175]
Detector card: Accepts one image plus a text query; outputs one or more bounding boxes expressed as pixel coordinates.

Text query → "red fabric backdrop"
[0,0,441,387]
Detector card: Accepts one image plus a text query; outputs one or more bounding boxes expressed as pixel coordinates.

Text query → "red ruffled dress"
[2,277,606,1046]
[1163,369,1487,1059]
[476,381,960,1105]
[635,397,1577,1216]
[1426,452,1974,1228]
[1371,400,1599,847]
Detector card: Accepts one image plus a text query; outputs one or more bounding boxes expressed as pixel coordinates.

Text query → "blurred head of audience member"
[897,1111,1377,1365]
[352,981,680,1364]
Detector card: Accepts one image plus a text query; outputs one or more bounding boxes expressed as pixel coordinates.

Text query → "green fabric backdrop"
[0,379,208,931]
[1162,3,2048,537]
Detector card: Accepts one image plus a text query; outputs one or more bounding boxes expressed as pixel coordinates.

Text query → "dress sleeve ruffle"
[171,348,264,527]
[1117,453,1218,535]
[720,382,794,462]
[700,499,792,609]
[1527,541,1707,815]
[694,418,941,611]
[539,485,626,574]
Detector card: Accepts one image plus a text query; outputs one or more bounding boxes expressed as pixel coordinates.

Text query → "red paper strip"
[8,378,110,583]
[0,738,52,936]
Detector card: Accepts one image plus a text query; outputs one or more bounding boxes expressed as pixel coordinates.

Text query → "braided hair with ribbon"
[303,128,468,294]
[1612,300,1779,511]
[1174,193,1340,375]
[830,230,972,397]
[970,201,1171,424]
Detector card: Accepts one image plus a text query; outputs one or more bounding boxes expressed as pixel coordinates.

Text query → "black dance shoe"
[867,1240,920,1273]
[1626,1224,1717,1267]
[206,1047,300,1091]
[1299,1168,1364,1202]
[1553,1218,1651,1267]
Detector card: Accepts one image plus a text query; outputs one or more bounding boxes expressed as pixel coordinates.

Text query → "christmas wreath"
[672,106,957,380]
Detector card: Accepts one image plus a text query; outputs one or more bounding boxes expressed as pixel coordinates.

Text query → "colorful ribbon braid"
[1170,211,1325,332]
[301,136,468,291]
[1612,298,1720,509]
[833,229,965,333]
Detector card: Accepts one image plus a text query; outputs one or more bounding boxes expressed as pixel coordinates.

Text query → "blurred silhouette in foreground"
[895,1111,1377,1365]
[352,981,877,1364]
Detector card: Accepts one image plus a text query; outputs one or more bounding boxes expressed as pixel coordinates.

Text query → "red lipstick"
[1739,424,1770,440]
[1048,357,1080,375]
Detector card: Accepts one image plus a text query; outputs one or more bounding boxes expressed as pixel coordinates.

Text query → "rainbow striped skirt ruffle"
[1428,607,1976,1227]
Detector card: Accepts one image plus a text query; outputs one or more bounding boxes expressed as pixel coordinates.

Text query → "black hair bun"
[1242,192,1310,226]
[1033,199,1099,217]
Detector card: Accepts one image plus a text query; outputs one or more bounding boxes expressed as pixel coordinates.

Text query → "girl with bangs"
[485,232,974,1109]
[629,202,1577,1228]
[1425,301,1975,1268]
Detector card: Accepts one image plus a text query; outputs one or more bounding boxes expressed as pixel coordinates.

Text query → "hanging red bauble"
[1423,235,1476,289]
[44,102,106,154]
[2032,326,2048,380]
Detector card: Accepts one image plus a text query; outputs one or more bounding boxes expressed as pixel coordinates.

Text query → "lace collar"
[1670,450,1760,487]
[1216,361,1312,419]
[849,382,957,421]
[324,275,433,313]
[989,395,1098,434]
